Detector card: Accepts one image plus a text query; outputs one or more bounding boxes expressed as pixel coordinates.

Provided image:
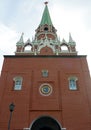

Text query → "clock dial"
[39,84,52,96]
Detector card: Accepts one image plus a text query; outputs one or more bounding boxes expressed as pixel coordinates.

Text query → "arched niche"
[24,44,32,51]
[61,45,69,51]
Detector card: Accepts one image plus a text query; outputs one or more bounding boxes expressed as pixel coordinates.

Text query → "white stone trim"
[39,83,53,96]
[23,128,30,130]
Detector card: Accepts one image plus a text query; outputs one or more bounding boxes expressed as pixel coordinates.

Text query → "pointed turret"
[35,2,57,42]
[68,33,77,54]
[16,33,24,45]
[15,33,24,54]
[69,33,76,45]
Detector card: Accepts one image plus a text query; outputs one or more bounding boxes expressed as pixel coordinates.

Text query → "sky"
[0,0,91,76]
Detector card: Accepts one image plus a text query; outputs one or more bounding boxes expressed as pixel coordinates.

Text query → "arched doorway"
[30,116,61,130]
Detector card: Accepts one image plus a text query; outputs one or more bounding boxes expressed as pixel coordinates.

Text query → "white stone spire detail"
[62,38,67,44]
[16,33,24,45]
[69,33,75,45]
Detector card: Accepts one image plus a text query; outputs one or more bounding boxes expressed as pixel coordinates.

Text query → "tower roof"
[15,3,77,56]
[40,2,53,26]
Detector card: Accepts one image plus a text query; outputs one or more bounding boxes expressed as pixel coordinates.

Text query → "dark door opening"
[40,126,53,130]
[30,116,61,130]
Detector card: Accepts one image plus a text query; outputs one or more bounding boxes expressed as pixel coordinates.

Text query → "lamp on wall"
[8,103,15,130]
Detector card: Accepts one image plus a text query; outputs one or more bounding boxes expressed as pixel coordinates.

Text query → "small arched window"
[61,45,68,51]
[44,27,48,31]
[68,76,78,90]
[13,77,23,90]
[24,45,32,51]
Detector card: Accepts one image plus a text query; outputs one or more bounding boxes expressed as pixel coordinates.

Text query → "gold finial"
[44,1,48,5]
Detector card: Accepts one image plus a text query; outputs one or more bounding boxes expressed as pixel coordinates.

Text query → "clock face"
[39,84,52,96]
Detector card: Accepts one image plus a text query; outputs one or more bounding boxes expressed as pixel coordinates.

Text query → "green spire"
[16,33,24,45]
[40,3,53,26]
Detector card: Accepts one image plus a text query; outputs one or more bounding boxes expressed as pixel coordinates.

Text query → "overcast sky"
[0,0,91,75]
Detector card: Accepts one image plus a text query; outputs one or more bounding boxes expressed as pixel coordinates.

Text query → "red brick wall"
[0,56,91,130]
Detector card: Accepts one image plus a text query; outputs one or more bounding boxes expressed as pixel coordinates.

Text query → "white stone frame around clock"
[39,83,53,96]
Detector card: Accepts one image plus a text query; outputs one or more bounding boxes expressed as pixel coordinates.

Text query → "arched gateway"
[30,116,62,130]
[23,116,66,130]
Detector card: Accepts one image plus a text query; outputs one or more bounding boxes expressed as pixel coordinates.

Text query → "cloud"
[0,23,18,52]
[0,23,19,73]
[53,0,91,8]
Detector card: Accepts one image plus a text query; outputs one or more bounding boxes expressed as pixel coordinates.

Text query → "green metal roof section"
[40,4,53,26]
[16,33,24,45]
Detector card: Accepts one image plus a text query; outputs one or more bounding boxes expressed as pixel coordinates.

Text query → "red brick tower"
[0,2,91,130]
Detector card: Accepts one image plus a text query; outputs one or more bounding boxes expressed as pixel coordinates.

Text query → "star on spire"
[44,1,48,5]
